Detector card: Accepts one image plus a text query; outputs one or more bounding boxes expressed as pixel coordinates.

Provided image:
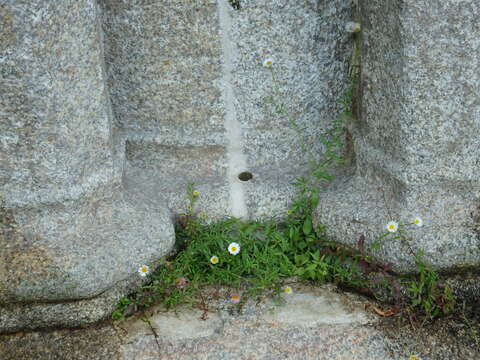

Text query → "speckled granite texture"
[229,0,352,218]
[100,0,352,218]
[100,0,231,218]
[0,0,351,333]
[3,0,478,339]
[0,0,174,331]
[0,0,352,332]
[315,0,480,272]
[1,284,477,359]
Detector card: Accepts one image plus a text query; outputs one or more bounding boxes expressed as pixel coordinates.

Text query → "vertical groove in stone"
[217,0,248,219]
[94,0,125,182]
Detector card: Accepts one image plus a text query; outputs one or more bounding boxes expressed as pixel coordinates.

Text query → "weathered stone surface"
[0,272,150,334]
[0,325,122,360]
[1,0,351,332]
[2,284,477,359]
[100,0,231,218]
[118,284,389,360]
[0,0,174,331]
[258,291,368,326]
[101,0,352,219]
[230,0,352,217]
[315,0,480,272]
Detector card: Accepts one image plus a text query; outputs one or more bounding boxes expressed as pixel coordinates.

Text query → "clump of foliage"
[112,59,455,322]
[113,178,455,321]
[112,183,369,319]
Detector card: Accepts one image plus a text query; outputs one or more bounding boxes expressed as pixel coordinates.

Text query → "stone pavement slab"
[1,284,478,360]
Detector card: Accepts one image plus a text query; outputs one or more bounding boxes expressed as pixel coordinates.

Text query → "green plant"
[405,251,456,317]
[112,57,455,323]
[360,216,457,320]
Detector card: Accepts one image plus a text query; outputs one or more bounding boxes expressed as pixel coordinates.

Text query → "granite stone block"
[101,0,352,219]
[315,0,480,272]
[0,0,175,331]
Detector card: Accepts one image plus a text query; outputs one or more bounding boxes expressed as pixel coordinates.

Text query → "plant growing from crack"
[112,55,455,324]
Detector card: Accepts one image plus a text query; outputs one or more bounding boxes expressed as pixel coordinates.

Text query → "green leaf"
[310,250,320,261]
[292,227,300,242]
[119,296,132,306]
[295,254,308,265]
[311,193,319,209]
[295,267,305,276]
[303,217,312,236]
[112,310,125,320]
[412,298,421,306]
[371,241,382,251]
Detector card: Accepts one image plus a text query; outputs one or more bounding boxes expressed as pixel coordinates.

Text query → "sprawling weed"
[112,57,455,322]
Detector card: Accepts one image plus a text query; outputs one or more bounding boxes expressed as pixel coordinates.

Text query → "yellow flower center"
[141,267,148,273]
[231,247,237,252]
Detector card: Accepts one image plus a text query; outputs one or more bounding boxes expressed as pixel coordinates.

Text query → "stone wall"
[315,0,480,272]
[0,0,351,332]
[0,0,174,333]
[3,0,477,335]
[101,0,351,219]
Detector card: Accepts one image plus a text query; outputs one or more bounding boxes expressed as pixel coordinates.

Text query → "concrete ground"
[0,283,478,360]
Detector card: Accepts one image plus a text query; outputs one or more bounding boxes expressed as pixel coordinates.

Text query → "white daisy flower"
[210,256,219,264]
[263,58,274,68]
[282,286,293,294]
[345,22,361,33]
[228,242,241,255]
[386,221,398,233]
[138,265,150,277]
[413,217,423,227]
